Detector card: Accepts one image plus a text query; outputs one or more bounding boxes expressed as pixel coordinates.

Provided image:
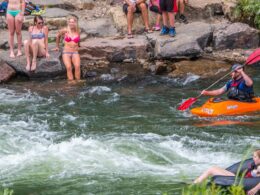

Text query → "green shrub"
[234,0,260,29]
[0,189,14,195]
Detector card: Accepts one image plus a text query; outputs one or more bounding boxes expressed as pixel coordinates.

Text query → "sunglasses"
[37,22,44,25]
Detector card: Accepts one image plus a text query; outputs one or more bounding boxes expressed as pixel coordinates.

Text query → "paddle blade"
[177,97,198,111]
[246,48,260,65]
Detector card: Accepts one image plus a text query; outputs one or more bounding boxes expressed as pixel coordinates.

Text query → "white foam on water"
[100,74,114,81]
[104,93,120,104]
[81,86,112,96]
[183,73,200,85]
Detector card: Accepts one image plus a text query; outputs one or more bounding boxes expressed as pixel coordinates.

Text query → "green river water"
[0,68,259,195]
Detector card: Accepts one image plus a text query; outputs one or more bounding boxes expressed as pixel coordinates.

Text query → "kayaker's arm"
[247,182,260,195]
[201,86,226,96]
[237,68,253,87]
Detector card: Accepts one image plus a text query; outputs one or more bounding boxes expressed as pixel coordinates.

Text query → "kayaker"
[193,149,260,185]
[201,64,254,102]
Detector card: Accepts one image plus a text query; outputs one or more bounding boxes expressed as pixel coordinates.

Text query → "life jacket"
[245,162,257,178]
[227,78,254,102]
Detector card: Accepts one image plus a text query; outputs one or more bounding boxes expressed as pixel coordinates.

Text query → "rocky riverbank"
[0,0,259,83]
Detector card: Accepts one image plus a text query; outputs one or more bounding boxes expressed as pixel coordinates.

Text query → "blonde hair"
[67,15,80,34]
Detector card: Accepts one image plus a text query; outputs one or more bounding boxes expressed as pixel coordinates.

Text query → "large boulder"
[79,18,118,37]
[213,22,259,50]
[152,22,213,59]
[32,0,66,9]
[62,0,94,10]
[0,59,16,83]
[0,44,66,79]
[79,35,150,62]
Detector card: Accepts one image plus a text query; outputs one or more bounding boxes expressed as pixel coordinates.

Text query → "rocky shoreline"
[0,0,259,83]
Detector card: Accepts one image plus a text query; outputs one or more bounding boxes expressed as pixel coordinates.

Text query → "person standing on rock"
[178,0,188,23]
[123,0,153,38]
[24,15,50,72]
[53,16,81,81]
[6,0,25,58]
[149,0,162,31]
[160,0,178,37]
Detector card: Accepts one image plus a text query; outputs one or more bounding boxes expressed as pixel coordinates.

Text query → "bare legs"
[126,3,150,35]
[162,12,175,27]
[138,3,150,30]
[62,53,81,80]
[6,13,23,58]
[24,39,46,71]
[194,166,235,184]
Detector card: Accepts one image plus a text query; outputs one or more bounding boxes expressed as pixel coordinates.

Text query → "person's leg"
[72,53,81,80]
[160,11,169,35]
[37,42,46,57]
[126,4,135,35]
[194,166,235,184]
[138,3,150,31]
[14,14,23,56]
[168,12,176,36]
[31,39,40,71]
[150,5,161,30]
[62,54,74,80]
[179,0,188,23]
[6,13,15,58]
[24,40,31,71]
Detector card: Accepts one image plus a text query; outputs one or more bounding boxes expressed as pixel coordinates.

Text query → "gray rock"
[0,44,66,78]
[0,59,16,83]
[79,35,150,62]
[153,22,213,59]
[62,0,94,10]
[213,22,259,50]
[80,18,118,37]
[24,8,72,30]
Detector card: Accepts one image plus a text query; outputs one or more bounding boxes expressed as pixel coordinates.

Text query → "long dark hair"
[33,15,44,25]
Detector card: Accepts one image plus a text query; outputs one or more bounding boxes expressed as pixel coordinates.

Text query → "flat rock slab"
[62,0,94,10]
[79,35,150,62]
[0,59,16,83]
[32,0,64,7]
[24,8,72,29]
[0,44,66,78]
[151,22,213,59]
[80,18,118,37]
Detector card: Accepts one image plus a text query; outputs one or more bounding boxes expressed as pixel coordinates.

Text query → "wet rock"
[80,18,118,37]
[0,59,16,83]
[84,71,98,78]
[152,22,213,59]
[213,22,259,50]
[169,59,230,78]
[0,44,66,79]
[79,35,150,62]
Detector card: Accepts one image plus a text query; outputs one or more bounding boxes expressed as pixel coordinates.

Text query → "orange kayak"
[190,97,260,117]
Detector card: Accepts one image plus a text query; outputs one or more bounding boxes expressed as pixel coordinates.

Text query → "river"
[0,67,259,195]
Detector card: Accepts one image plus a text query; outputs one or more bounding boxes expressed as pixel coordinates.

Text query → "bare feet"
[17,50,22,57]
[31,59,37,72]
[10,51,15,58]
[26,63,31,71]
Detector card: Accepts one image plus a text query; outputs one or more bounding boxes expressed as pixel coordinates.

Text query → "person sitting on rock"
[6,0,25,58]
[160,0,178,37]
[149,0,161,31]
[201,64,254,102]
[53,15,81,81]
[24,15,49,72]
[123,0,153,38]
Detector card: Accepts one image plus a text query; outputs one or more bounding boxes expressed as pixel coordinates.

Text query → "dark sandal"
[127,33,134,39]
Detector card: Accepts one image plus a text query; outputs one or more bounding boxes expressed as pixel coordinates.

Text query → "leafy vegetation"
[234,0,260,29]
[0,189,14,195]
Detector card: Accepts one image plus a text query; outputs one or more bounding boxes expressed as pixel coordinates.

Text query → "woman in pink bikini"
[53,16,81,81]
[6,0,25,58]
[24,15,50,71]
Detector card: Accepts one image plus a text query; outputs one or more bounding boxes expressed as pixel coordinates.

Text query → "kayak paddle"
[177,48,260,111]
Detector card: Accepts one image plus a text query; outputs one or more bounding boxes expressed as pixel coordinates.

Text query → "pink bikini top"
[64,33,80,43]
